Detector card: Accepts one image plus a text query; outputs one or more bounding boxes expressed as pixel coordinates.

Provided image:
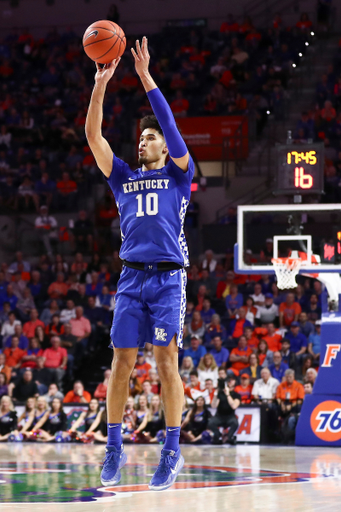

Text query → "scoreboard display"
[275,143,324,195]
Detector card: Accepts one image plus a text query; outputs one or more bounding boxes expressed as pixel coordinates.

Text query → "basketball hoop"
[271,258,302,289]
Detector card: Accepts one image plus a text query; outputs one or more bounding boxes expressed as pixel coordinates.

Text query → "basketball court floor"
[1,443,340,511]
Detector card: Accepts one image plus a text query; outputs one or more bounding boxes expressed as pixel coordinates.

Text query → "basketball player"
[85,37,194,491]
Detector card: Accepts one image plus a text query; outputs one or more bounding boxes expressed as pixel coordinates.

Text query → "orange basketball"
[82,20,126,64]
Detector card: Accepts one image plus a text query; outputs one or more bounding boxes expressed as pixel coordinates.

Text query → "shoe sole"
[148,455,184,491]
[100,452,127,487]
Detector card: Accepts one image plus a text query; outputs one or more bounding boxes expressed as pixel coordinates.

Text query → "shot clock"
[275,143,324,195]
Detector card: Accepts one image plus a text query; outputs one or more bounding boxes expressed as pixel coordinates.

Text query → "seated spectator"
[45,314,65,340]
[279,292,301,328]
[243,353,262,384]
[204,378,216,405]
[276,369,304,417]
[205,314,227,345]
[304,367,317,386]
[296,354,314,383]
[42,336,67,391]
[170,90,189,117]
[56,172,77,210]
[184,370,205,403]
[16,287,36,322]
[1,285,18,312]
[252,367,279,403]
[9,251,30,273]
[3,336,25,377]
[69,306,91,357]
[94,368,112,401]
[308,320,321,364]
[1,311,21,345]
[183,335,206,368]
[181,396,212,443]
[179,356,194,384]
[33,357,55,394]
[285,322,308,360]
[135,380,154,405]
[197,353,218,388]
[34,205,58,257]
[304,294,321,323]
[225,284,243,318]
[40,300,60,325]
[70,210,94,253]
[262,323,282,352]
[34,172,56,210]
[216,270,236,300]
[230,335,253,373]
[0,395,17,442]
[187,310,206,340]
[47,272,69,301]
[148,368,160,395]
[85,272,103,297]
[209,335,229,369]
[23,309,44,339]
[42,382,64,405]
[63,380,91,403]
[235,373,253,404]
[200,297,216,325]
[256,294,279,325]
[230,308,253,340]
[95,285,115,317]
[240,297,257,325]
[0,353,11,383]
[257,339,273,367]
[208,375,241,445]
[0,373,8,399]
[280,338,297,369]
[11,271,27,300]
[60,300,76,324]
[250,283,265,307]
[69,398,102,438]
[84,296,107,348]
[20,337,43,369]
[244,326,259,351]
[298,311,314,338]
[12,368,39,402]
[268,351,288,381]
[135,351,152,383]
[133,394,165,443]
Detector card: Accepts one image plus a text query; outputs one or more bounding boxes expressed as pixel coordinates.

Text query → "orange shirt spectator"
[70,312,91,338]
[0,353,11,382]
[135,361,152,383]
[220,20,239,33]
[3,346,25,368]
[276,379,304,401]
[235,374,253,404]
[279,300,301,327]
[263,332,282,352]
[43,345,67,369]
[23,318,45,339]
[219,69,234,88]
[57,173,77,196]
[170,96,189,116]
[63,389,91,403]
[48,280,69,300]
[230,337,253,372]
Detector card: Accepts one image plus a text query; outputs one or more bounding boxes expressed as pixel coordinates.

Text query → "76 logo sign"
[311,401,341,442]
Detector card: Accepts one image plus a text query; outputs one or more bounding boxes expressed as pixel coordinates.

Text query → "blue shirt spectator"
[6,333,29,350]
[308,322,321,357]
[85,275,103,297]
[225,285,243,316]
[285,323,308,354]
[208,335,229,368]
[268,351,288,381]
[183,335,207,367]
[299,312,314,338]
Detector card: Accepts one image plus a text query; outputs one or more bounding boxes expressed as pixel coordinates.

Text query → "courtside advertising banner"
[235,407,260,442]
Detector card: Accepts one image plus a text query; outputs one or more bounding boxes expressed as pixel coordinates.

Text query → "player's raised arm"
[85,58,121,178]
[132,37,190,172]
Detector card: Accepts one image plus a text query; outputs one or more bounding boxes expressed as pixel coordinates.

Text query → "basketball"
[82,20,126,64]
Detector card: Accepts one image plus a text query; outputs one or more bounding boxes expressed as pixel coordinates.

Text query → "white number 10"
[136,193,159,217]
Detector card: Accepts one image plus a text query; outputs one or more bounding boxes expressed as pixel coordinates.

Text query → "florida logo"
[310,400,341,442]
[0,461,337,503]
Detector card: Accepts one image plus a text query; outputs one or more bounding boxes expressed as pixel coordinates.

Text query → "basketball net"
[271,258,302,289]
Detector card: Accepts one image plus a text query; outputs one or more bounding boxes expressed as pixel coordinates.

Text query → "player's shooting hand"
[94,58,121,85]
[131,36,150,77]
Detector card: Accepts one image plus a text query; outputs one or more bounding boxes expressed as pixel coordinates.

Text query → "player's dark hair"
[140,115,164,137]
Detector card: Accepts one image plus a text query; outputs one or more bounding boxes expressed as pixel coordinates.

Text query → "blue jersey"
[106,156,194,266]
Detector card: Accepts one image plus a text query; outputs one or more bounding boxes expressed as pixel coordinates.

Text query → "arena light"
[311,31,315,36]
[292,63,296,68]
[305,42,309,46]
[299,53,303,57]
[266,110,270,115]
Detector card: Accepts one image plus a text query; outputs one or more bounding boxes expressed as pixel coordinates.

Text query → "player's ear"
[162,143,168,154]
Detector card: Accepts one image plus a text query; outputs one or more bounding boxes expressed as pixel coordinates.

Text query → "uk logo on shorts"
[310,400,341,442]
[155,328,167,342]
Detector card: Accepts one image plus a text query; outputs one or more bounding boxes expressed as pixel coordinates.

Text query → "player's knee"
[111,353,135,376]
[157,358,179,380]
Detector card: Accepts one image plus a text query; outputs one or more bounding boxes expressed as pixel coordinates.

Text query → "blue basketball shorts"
[110,266,187,349]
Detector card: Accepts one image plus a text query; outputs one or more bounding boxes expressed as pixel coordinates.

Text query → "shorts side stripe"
[177,268,187,349]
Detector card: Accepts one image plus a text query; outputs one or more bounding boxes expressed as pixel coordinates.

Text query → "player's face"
[138,129,168,166]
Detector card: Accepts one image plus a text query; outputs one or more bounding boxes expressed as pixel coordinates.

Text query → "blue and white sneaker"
[101,444,127,486]
[149,448,184,491]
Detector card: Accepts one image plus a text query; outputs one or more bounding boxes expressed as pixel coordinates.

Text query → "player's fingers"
[136,39,143,58]
[131,48,140,61]
[95,62,101,72]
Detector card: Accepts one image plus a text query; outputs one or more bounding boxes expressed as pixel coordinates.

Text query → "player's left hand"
[131,36,150,76]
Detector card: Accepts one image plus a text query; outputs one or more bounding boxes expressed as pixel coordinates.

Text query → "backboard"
[235,204,341,274]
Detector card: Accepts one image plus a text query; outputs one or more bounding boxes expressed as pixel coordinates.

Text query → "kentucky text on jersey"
[122,179,169,194]
[106,156,195,266]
